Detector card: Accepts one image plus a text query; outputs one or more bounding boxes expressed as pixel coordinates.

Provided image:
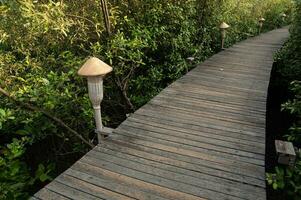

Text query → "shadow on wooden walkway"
[32,28,289,200]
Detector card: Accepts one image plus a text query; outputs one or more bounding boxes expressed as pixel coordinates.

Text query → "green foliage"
[267,1,301,198]
[0,0,293,198]
[266,158,301,199]
[267,82,301,199]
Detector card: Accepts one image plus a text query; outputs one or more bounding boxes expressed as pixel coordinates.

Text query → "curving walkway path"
[32,28,289,200]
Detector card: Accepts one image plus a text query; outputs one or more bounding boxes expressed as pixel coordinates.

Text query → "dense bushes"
[0,0,293,198]
[266,1,301,199]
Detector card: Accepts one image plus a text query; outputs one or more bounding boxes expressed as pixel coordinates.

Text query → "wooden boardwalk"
[32,28,289,200]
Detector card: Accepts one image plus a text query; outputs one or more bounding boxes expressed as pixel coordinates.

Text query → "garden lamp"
[280,13,287,22]
[78,57,112,143]
[258,17,265,34]
[219,22,230,49]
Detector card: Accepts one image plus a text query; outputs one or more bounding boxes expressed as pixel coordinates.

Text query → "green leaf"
[273,182,278,190]
[39,173,50,182]
[16,130,30,136]
[0,109,5,116]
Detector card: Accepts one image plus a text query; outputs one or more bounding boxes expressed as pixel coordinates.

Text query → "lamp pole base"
[95,127,114,143]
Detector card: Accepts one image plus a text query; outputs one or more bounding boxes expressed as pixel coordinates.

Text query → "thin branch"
[66,14,96,27]
[0,87,94,148]
[100,0,111,35]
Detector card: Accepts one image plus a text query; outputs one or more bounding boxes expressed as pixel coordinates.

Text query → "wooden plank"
[117,123,265,161]
[135,107,266,137]
[122,119,265,154]
[149,97,266,126]
[113,127,264,166]
[130,113,265,143]
[164,84,267,106]
[170,81,267,101]
[96,143,264,196]
[178,79,267,98]
[144,99,267,126]
[201,58,272,70]
[202,59,272,71]
[62,169,167,200]
[178,77,269,94]
[157,90,266,116]
[72,161,205,200]
[94,144,266,199]
[126,117,265,150]
[46,181,102,200]
[55,173,136,200]
[189,67,270,81]
[153,92,266,120]
[103,139,265,187]
[110,132,265,178]
[195,63,271,76]
[88,148,265,200]
[34,188,70,200]
[206,55,274,66]
[186,70,270,84]
[181,71,269,89]
[81,153,243,200]
[166,82,268,105]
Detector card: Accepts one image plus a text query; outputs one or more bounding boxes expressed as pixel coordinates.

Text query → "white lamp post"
[220,22,230,50]
[280,13,287,22]
[78,57,112,143]
[258,17,265,34]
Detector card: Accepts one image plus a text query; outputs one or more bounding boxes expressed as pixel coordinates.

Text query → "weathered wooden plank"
[153,92,266,120]
[149,97,266,126]
[72,161,205,200]
[170,81,267,101]
[195,64,271,77]
[103,139,265,187]
[206,55,274,66]
[131,113,265,143]
[135,107,266,136]
[94,144,266,199]
[202,59,272,72]
[93,143,264,193]
[186,70,270,85]
[34,188,70,200]
[62,169,167,200]
[117,123,264,161]
[189,67,270,81]
[122,119,265,154]
[88,148,265,200]
[126,117,265,150]
[178,79,267,98]
[46,181,101,200]
[201,58,272,70]
[81,153,243,200]
[55,173,135,200]
[166,82,268,105]
[181,70,269,87]
[113,127,264,166]
[145,101,266,129]
[110,132,265,178]
[157,90,266,116]
[179,77,269,94]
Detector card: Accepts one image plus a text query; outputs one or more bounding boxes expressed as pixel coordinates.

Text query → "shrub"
[266,1,301,199]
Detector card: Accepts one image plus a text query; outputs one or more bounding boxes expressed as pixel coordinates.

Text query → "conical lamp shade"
[220,22,230,29]
[78,57,112,77]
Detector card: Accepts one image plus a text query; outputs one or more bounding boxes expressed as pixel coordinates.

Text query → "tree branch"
[0,87,94,148]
